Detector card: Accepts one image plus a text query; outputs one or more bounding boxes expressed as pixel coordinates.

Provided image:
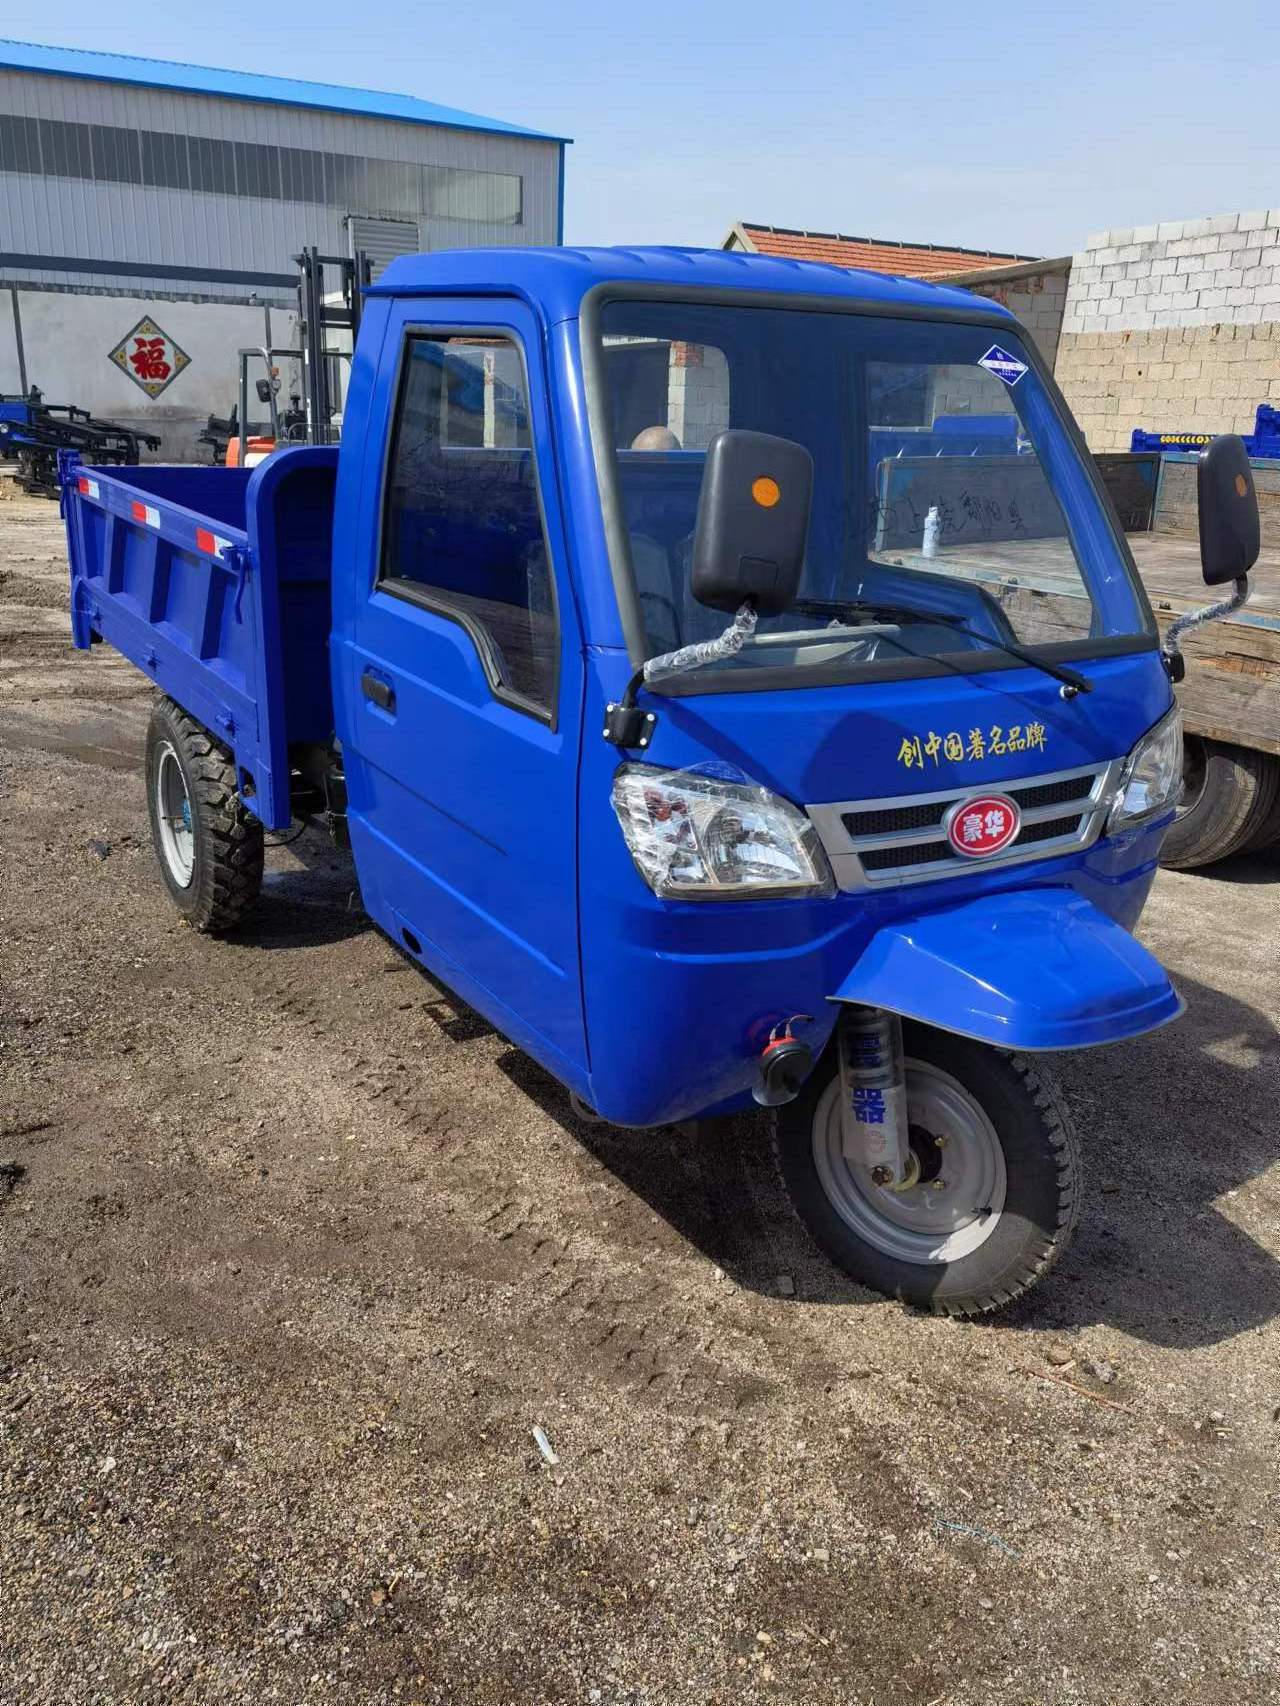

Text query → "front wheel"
[774,1022,1081,1317]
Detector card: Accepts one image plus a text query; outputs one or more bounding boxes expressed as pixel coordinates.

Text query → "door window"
[379,333,557,715]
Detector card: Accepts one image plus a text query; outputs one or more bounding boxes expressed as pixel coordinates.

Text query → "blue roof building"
[0,38,568,300]
[0,39,568,143]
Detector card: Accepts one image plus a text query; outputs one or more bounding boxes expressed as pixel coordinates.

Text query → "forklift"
[213,247,371,468]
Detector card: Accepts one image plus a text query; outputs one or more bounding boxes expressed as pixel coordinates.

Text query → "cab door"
[338,298,586,1077]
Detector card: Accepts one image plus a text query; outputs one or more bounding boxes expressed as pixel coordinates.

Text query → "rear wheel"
[1160,735,1279,869]
[1239,774,1280,854]
[144,697,263,933]
[774,1023,1081,1316]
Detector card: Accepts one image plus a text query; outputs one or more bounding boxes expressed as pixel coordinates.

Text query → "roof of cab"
[371,245,1016,323]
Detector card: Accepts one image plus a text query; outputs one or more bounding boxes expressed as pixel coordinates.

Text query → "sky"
[17,1,1280,258]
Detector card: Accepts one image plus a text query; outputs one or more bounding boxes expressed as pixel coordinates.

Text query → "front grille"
[1007,776,1096,811]
[860,839,957,872]
[842,799,949,838]
[1014,812,1086,846]
[807,761,1120,892]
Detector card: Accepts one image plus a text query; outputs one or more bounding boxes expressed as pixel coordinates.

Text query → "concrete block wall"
[666,340,730,450]
[1055,212,1280,450]
[965,266,1070,368]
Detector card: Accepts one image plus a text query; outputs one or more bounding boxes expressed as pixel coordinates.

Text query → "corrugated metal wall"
[0,69,561,303]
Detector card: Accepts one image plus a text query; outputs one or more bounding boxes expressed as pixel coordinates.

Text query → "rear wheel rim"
[811,1060,1007,1264]
[155,743,195,888]
[1177,736,1208,821]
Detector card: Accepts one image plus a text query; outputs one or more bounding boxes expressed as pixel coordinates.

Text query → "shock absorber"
[836,1005,911,1187]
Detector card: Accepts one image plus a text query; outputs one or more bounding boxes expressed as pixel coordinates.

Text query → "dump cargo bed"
[61,448,338,828]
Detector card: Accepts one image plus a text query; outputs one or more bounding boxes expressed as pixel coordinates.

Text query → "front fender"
[833,888,1182,1051]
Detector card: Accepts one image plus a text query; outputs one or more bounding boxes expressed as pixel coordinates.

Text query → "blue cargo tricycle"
[59,247,1261,1314]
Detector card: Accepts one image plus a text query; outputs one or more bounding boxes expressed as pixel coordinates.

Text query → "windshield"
[592,299,1154,684]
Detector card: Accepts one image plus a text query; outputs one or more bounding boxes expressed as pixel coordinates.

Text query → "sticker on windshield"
[977,345,1029,387]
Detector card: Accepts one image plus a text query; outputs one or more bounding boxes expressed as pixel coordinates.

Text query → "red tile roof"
[727,222,1037,280]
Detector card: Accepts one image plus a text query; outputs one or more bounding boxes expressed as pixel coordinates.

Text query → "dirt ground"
[1,483,1278,1706]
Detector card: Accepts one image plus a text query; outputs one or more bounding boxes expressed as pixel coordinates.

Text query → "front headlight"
[611,764,835,900]
[1108,707,1182,829]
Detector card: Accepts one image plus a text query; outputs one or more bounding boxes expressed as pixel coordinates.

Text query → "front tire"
[144,697,263,933]
[774,1022,1081,1316]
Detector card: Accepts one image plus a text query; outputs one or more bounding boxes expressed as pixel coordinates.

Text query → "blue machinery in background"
[1,388,160,498]
[1131,403,1280,460]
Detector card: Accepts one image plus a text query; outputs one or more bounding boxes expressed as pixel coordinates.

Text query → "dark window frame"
[90,122,142,186]
[0,113,41,174]
[140,128,191,191]
[376,325,562,726]
[0,109,522,223]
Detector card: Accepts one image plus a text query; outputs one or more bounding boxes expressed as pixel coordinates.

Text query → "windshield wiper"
[792,597,1092,696]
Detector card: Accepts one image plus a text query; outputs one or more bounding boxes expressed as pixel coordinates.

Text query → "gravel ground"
[1,483,1278,1705]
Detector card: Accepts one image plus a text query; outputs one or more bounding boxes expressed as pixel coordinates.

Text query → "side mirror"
[691,429,812,614]
[255,378,273,404]
[1199,434,1260,586]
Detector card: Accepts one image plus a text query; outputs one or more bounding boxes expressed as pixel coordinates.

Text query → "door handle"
[361,670,395,713]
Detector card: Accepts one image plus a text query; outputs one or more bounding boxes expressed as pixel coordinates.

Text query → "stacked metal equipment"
[0,389,161,498]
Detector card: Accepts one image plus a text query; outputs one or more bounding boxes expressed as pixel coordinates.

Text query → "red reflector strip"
[130,501,161,528]
[195,527,232,558]
[77,476,100,499]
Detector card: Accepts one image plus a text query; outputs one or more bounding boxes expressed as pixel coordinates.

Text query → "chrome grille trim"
[806,760,1125,892]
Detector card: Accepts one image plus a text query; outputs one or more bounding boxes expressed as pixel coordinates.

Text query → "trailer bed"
[61,448,338,827]
[1127,532,1280,757]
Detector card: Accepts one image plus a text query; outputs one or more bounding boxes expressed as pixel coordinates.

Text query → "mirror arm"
[602,602,759,750]
[642,601,758,686]
[1162,575,1251,681]
[602,664,656,751]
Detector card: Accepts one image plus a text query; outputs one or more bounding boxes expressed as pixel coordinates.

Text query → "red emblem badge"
[946,793,1021,858]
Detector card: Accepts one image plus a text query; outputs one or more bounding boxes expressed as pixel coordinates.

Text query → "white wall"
[1055,210,1280,450]
[1062,211,1280,335]
[2,290,289,460]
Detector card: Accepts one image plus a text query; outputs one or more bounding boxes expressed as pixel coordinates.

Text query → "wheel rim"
[811,1060,1008,1264]
[1176,736,1208,821]
[155,743,195,888]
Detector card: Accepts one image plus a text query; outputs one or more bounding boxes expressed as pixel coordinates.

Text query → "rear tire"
[774,1022,1081,1317]
[144,697,263,933]
[1239,774,1280,855]
[1160,735,1279,869]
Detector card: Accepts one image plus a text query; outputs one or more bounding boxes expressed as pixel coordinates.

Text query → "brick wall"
[1054,212,1280,450]
[960,264,1070,368]
[666,340,730,450]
